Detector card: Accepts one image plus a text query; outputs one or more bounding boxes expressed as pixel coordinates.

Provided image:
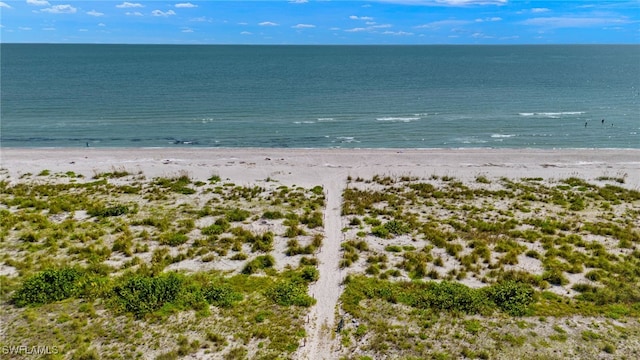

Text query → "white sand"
[2,147,638,359]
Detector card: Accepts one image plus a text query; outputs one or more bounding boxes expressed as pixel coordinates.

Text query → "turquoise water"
[1,44,638,148]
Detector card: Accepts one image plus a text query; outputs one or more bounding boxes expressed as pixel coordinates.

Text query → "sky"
[0,1,638,44]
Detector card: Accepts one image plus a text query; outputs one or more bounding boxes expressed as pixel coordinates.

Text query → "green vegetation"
[0,170,325,359]
[339,174,640,359]
[342,276,534,317]
[12,267,83,306]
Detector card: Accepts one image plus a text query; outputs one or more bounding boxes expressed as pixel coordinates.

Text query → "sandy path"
[298,174,345,360]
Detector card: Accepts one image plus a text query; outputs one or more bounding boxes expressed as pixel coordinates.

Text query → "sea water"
[1,44,638,148]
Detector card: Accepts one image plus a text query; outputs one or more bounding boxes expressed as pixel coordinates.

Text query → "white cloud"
[240,31,252,35]
[26,0,49,6]
[522,16,629,28]
[126,11,143,16]
[379,0,506,5]
[346,23,393,33]
[181,28,194,33]
[0,1,11,9]
[289,0,308,3]
[190,16,212,22]
[292,23,316,29]
[531,8,550,13]
[116,2,143,8]
[383,31,414,36]
[436,0,506,5]
[475,16,502,22]
[79,29,88,32]
[152,9,176,17]
[259,21,279,26]
[41,5,77,14]
[98,23,106,27]
[415,19,471,29]
[87,10,104,17]
[350,15,374,21]
[19,27,32,30]
[175,3,197,8]
[43,27,55,31]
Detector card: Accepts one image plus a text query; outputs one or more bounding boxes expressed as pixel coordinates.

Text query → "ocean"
[1,44,638,148]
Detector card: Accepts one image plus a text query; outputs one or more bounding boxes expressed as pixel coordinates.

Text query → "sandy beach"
[2,147,639,360]
[2,148,639,188]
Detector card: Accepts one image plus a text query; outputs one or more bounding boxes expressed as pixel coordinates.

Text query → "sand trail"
[297,173,345,360]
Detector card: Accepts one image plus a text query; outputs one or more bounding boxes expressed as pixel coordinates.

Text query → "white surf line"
[298,175,345,360]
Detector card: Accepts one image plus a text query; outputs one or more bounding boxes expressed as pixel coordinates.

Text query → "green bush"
[203,283,243,307]
[488,281,535,316]
[226,208,250,222]
[88,204,130,218]
[542,270,568,286]
[266,279,316,307]
[384,220,410,235]
[301,211,323,229]
[262,210,284,219]
[413,281,488,314]
[371,225,390,238]
[12,267,83,306]
[112,273,183,318]
[242,255,275,274]
[300,266,319,282]
[160,232,189,246]
[202,218,230,235]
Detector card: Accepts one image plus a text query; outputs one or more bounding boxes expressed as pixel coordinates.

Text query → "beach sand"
[3,148,639,189]
[2,148,638,360]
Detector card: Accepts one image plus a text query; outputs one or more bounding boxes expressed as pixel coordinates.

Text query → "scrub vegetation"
[2,168,639,359]
[337,174,640,359]
[0,169,324,359]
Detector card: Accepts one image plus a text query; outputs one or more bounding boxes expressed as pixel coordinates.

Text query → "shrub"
[241,255,275,274]
[202,218,230,236]
[542,270,568,286]
[12,267,83,306]
[384,220,410,235]
[160,232,189,246]
[385,245,402,253]
[262,210,284,219]
[301,211,323,229]
[88,204,130,218]
[226,208,250,222]
[415,281,488,314]
[488,281,535,316]
[251,232,274,253]
[266,279,316,307]
[203,283,243,307]
[112,273,183,318]
[371,225,390,239]
[300,266,319,282]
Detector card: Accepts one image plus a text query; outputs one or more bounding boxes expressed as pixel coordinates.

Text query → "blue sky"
[1,1,638,44]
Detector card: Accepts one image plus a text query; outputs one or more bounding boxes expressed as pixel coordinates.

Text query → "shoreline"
[2,148,639,189]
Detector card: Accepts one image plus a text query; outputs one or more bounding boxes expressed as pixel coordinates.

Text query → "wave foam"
[491,134,515,138]
[376,117,420,122]
[336,136,359,143]
[519,111,585,118]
